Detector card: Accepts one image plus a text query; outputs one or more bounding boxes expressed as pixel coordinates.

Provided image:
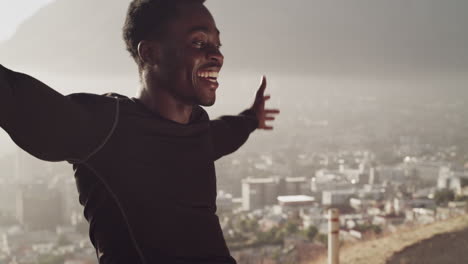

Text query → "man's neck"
[136,86,193,125]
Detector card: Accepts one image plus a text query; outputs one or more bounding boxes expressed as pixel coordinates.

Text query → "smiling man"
[0,0,279,263]
[131,0,224,123]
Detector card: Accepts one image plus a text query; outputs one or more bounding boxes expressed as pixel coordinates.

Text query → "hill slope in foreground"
[311,214,468,264]
[387,227,468,264]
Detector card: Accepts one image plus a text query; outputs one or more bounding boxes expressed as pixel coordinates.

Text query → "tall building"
[404,159,446,183]
[59,177,83,226]
[242,176,312,211]
[280,177,310,196]
[242,177,279,211]
[16,183,63,231]
[437,166,468,195]
[0,181,17,218]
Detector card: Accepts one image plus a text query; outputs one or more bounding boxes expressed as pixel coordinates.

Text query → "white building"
[242,177,279,211]
[437,166,468,195]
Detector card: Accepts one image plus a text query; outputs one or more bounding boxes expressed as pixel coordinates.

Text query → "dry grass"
[310,214,468,264]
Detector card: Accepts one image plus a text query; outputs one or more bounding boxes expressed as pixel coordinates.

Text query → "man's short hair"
[123,0,206,68]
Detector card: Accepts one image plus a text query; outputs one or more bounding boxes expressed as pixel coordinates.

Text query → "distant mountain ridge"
[1,0,468,76]
[0,0,133,75]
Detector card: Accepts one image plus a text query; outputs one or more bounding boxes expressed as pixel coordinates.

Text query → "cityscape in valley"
[1,84,468,264]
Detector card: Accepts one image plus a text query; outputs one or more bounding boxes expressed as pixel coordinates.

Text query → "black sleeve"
[0,65,118,163]
[209,108,259,161]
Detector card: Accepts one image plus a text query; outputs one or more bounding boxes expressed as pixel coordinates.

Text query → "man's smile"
[197,70,219,83]
[195,65,221,90]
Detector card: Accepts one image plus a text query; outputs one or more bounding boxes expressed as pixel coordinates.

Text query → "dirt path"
[310,214,468,264]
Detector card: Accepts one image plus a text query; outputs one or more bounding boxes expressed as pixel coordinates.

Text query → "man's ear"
[137,40,160,66]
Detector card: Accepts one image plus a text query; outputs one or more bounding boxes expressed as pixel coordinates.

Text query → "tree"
[355,223,382,235]
[38,254,65,264]
[371,225,382,235]
[304,225,318,241]
[317,233,328,245]
[455,195,468,202]
[434,189,455,206]
[285,222,299,234]
[239,218,259,233]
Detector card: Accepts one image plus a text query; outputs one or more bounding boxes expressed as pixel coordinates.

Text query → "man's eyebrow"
[187,26,220,36]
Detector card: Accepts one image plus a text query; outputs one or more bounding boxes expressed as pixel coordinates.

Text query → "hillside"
[387,227,468,264]
[311,214,468,264]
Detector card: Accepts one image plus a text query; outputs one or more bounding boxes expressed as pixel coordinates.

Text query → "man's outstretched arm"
[210,76,280,161]
[0,65,117,163]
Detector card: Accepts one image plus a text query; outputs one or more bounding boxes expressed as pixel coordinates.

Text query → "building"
[277,195,315,207]
[280,177,310,196]
[311,170,355,193]
[322,190,355,206]
[242,177,280,211]
[0,181,17,218]
[404,159,447,184]
[16,183,64,231]
[58,177,83,226]
[216,191,235,212]
[437,166,468,195]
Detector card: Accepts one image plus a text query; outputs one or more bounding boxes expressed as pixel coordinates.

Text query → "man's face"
[154,3,223,107]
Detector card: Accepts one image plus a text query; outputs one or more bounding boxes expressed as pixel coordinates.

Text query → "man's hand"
[250,76,280,130]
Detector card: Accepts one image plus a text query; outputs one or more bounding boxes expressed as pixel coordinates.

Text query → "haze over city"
[1,1,468,263]
[1,0,468,156]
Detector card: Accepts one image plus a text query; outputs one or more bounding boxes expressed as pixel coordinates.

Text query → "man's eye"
[192,41,222,50]
[193,41,206,48]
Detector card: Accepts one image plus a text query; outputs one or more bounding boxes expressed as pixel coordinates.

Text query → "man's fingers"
[265,109,280,114]
[261,76,267,92]
[256,76,267,97]
[264,95,271,101]
[265,116,275,121]
[263,126,274,130]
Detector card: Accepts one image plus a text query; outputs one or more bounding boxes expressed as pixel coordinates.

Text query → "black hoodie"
[0,65,258,263]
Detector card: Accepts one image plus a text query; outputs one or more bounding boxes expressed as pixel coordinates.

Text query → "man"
[0,0,280,263]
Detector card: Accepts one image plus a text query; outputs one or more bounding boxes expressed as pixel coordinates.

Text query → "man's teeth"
[197,72,219,78]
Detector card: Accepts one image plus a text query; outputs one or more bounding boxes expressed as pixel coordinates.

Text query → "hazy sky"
[0,0,54,41]
[1,0,468,157]
[2,0,468,76]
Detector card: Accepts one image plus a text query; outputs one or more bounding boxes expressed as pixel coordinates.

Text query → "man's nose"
[207,47,224,64]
